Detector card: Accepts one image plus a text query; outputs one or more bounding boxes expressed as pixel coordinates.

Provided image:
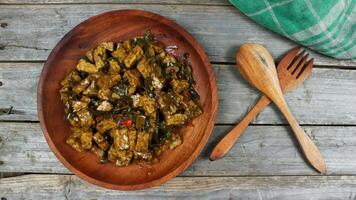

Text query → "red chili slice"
[121,118,133,128]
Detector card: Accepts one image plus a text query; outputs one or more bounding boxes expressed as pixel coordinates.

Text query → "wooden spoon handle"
[276,98,326,174]
[210,95,271,161]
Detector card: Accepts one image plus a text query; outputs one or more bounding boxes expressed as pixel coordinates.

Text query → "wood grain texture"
[1,63,356,125]
[1,122,356,175]
[210,95,271,161]
[0,1,354,196]
[210,47,312,160]
[236,44,325,173]
[2,174,356,199]
[0,5,355,66]
[1,0,229,5]
[210,48,312,161]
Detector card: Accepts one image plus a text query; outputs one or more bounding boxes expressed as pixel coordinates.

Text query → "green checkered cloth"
[229,0,355,59]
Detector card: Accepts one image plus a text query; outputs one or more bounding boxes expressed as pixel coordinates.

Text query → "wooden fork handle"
[275,99,326,174]
[210,95,271,161]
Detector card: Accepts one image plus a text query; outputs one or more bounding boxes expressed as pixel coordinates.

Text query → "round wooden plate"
[37,10,217,190]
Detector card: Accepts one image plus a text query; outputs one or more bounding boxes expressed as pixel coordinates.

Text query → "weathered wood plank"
[1,0,229,5]
[0,5,354,66]
[1,122,356,175]
[1,63,356,124]
[0,63,39,121]
[1,174,356,199]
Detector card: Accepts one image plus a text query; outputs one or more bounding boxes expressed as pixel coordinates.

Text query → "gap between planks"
[2,174,356,199]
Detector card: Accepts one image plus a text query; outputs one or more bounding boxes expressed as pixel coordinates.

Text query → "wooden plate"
[37,9,217,190]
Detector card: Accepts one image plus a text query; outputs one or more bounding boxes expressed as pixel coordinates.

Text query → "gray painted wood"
[1,174,356,199]
[0,5,355,66]
[0,0,229,5]
[1,122,356,175]
[1,63,356,125]
[0,63,39,121]
[0,1,355,197]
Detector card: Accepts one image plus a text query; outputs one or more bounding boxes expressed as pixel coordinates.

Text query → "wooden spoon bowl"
[37,10,218,190]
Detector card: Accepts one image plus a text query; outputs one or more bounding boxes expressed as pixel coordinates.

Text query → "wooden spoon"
[210,47,313,161]
[234,43,326,174]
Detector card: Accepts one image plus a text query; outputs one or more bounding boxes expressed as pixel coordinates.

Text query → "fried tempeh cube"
[93,46,107,70]
[93,132,110,151]
[115,150,133,167]
[96,100,113,112]
[100,42,114,51]
[170,79,189,93]
[66,135,83,152]
[97,88,112,100]
[96,118,117,133]
[108,146,133,167]
[111,128,130,150]
[123,45,144,68]
[108,58,121,74]
[80,129,93,150]
[71,96,90,112]
[123,69,142,94]
[112,47,127,63]
[184,100,202,119]
[136,57,152,79]
[72,78,91,94]
[82,80,98,96]
[97,74,121,89]
[128,128,137,151]
[140,95,157,118]
[156,91,178,115]
[76,58,98,74]
[165,113,188,126]
[134,130,153,161]
[135,131,150,153]
[61,71,81,88]
[76,109,94,127]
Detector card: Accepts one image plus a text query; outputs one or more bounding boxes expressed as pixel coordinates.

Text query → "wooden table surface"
[1,1,356,199]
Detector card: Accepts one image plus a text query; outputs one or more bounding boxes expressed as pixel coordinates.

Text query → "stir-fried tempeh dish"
[60,33,202,167]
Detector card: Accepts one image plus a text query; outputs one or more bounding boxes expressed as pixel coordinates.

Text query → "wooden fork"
[210,47,314,161]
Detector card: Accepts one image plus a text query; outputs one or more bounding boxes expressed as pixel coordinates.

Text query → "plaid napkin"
[229,0,355,59]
